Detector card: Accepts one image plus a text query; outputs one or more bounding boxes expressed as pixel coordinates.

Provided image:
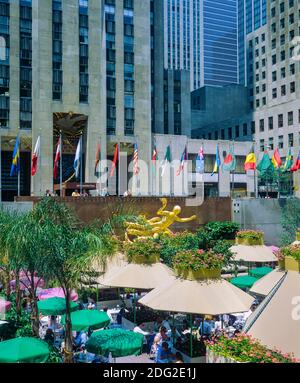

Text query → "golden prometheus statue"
[125,198,197,241]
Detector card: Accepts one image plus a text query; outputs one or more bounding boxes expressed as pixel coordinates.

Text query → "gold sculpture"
[125,198,197,241]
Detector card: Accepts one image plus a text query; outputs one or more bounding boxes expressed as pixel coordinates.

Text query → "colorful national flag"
[161,145,171,177]
[53,137,61,179]
[10,136,20,177]
[271,148,282,169]
[152,144,158,164]
[222,145,236,172]
[176,146,187,176]
[211,145,221,176]
[31,136,40,177]
[110,143,119,177]
[282,149,293,172]
[257,152,273,176]
[244,145,257,171]
[133,143,139,175]
[291,150,300,172]
[196,147,205,174]
[74,138,81,178]
[94,143,101,177]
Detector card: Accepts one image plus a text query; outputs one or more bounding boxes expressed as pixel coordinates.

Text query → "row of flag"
[8,137,300,180]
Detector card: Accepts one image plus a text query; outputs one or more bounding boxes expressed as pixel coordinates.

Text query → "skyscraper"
[164,0,239,90]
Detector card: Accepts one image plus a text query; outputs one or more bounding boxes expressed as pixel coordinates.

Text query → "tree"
[6,212,46,336]
[0,210,15,299]
[32,198,117,362]
[281,198,300,245]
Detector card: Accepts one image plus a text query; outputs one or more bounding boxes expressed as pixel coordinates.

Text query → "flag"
[74,138,81,178]
[110,143,119,177]
[152,144,158,164]
[10,136,20,177]
[31,136,40,177]
[196,147,205,174]
[94,143,101,177]
[211,145,221,176]
[53,137,61,179]
[244,145,257,171]
[133,143,139,175]
[271,148,282,169]
[282,148,293,172]
[161,145,171,177]
[222,145,236,172]
[291,150,300,172]
[176,146,187,176]
[257,152,273,176]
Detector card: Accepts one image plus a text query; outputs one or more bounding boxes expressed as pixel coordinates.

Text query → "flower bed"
[276,244,300,272]
[124,238,161,264]
[205,334,298,363]
[173,249,224,273]
[235,230,264,246]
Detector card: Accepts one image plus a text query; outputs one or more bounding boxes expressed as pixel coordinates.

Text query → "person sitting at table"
[156,342,176,363]
[116,306,126,326]
[75,331,88,347]
[174,352,184,364]
[153,316,163,333]
[161,316,171,332]
[151,326,169,359]
[44,328,55,346]
[87,298,96,310]
[48,315,58,330]
[199,317,213,338]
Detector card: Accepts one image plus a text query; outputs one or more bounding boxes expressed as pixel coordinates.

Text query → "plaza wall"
[15,196,232,231]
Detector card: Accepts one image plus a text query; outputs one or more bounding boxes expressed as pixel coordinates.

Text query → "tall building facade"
[0,0,163,200]
[164,0,239,90]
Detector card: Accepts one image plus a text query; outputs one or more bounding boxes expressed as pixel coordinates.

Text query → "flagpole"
[60,131,63,197]
[0,134,2,203]
[253,141,258,198]
[80,134,83,195]
[98,139,101,197]
[17,133,20,197]
[118,141,121,196]
[232,140,235,197]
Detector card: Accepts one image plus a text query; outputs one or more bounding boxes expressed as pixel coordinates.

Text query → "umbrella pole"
[96,284,99,306]
[189,314,193,359]
[172,314,175,345]
[133,290,136,324]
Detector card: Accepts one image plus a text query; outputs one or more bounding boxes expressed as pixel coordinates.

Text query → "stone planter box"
[296,232,300,241]
[174,267,221,281]
[284,256,300,272]
[235,237,264,246]
[206,348,242,363]
[130,254,160,265]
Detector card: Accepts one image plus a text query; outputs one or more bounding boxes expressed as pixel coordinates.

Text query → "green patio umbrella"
[61,310,110,331]
[249,267,273,279]
[86,329,144,358]
[0,337,50,363]
[37,297,79,316]
[231,275,258,290]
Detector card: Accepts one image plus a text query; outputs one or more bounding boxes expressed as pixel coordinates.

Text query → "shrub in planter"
[158,232,199,267]
[173,249,224,273]
[236,230,264,246]
[124,238,161,264]
[276,244,300,261]
[206,334,298,363]
[202,222,240,241]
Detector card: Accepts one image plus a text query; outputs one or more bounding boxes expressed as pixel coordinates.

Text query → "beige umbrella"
[138,277,254,316]
[250,268,285,296]
[92,253,128,287]
[100,262,176,290]
[230,245,277,263]
[244,271,300,358]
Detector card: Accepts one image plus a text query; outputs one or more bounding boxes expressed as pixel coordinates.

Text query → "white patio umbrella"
[244,270,300,359]
[250,268,285,297]
[230,245,277,263]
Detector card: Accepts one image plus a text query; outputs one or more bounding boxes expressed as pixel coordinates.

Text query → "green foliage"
[0,299,32,340]
[202,221,239,241]
[47,346,63,363]
[173,249,225,270]
[157,232,199,267]
[277,244,300,261]
[124,238,161,262]
[236,230,263,241]
[281,199,300,245]
[211,240,234,264]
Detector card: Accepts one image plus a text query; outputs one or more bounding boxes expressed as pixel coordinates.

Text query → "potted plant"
[235,230,264,246]
[206,333,298,363]
[173,249,224,280]
[276,244,300,272]
[124,238,161,264]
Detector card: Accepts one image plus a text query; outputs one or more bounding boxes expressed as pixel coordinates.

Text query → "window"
[289,13,294,24]
[272,71,277,81]
[288,133,294,147]
[281,67,286,78]
[251,121,255,134]
[288,111,294,125]
[268,117,274,130]
[272,54,276,65]
[290,82,295,93]
[272,88,277,99]
[271,7,276,17]
[280,18,285,29]
[280,2,285,13]
[272,39,276,49]
[260,119,264,132]
[269,137,274,150]
[260,139,265,152]
[280,50,285,61]
[281,85,286,96]
[290,30,295,41]
[280,34,285,45]
[278,114,284,128]
[278,135,284,149]
[243,123,248,136]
